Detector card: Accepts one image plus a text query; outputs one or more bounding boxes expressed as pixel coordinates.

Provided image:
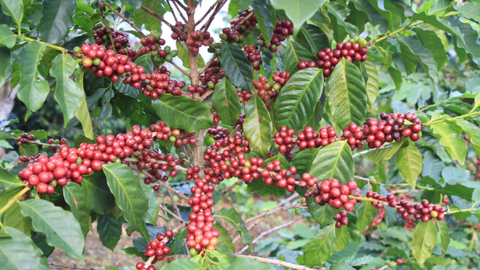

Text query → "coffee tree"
[1,0,480,269]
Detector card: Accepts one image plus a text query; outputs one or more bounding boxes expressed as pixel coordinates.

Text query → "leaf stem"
[19,36,81,57]
[0,187,30,218]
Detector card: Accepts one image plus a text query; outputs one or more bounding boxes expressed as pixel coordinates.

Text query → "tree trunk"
[0,81,17,158]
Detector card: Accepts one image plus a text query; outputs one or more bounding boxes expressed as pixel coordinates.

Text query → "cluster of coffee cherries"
[244,45,262,70]
[221,9,257,45]
[342,123,365,150]
[365,112,423,148]
[298,37,368,78]
[80,43,129,83]
[186,178,220,253]
[238,72,291,108]
[297,126,339,150]
[16,133,66,153]
[131,150,181,179]
[366,192,446,222]
[207,126,231,140]
[138,34,177,63]
[93,26,130,53]
[370,259,404,270]
[135,230,173,270]
[308,179,361,227]
[256,19,294,53]
[476,156,480,180]
[369,207,385,229]
[150,120,196,148]
[185,30,214,54]
[333,210,349,228]
[261,162,301,191]
[17,125,156,194]
[199,60,224,88]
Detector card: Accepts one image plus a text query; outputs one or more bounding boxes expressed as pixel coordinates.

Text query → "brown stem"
[166,188,183,225]
[124,157,189,172]
[169,61,191,77]
[166,0,179,23]
[199,53,218,74]
[21,139,61,148]
[172,0,188,11]
[235,255,322,270]
[195,0,221,26]
[200,0,228,37]
[130,165,190,201]
[101,1,146,37]
[48,262,104,270]
[199,89,214,101]
[170,0,188,23]
[236,217,305,255]
[159,203,186,224]
[232,11,255,32]
[221,179,244,196]
[141,6,187,39]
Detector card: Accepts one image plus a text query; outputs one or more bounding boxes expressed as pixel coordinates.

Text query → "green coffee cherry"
[164,46,171,54]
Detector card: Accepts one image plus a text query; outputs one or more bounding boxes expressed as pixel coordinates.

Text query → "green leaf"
[247,153,288,198]
[235,0,253,10]
[0,47,11,87]
[244,94,272,157]
[364,140,405,164]
[362,59,378,108]
[350,0,388,33]
[102,163,149,239]
[0,24,15,48]
[0,227,49,270]
[396,141,422,189]
[325,58,367,130]
[133,0,165,33]
[274,68,324,131]
[290,147,319,176]
[366,0,401,31]
[19,199,85,262]
[0,166,23,190]
[309,140,354,183]
[152,94,214,133]
[412,219,437,266]
[97,212,123,251]
[16,41,49,117]
[334,226,350,252]
[0,0,23,28]
[455,119,480,157]
[296,24,330,56]
[283,39,316,75]
[454,2,480,24]
[160,259,203,270]
[214,208,253,249]
[430,122,467,164]
[134,53,153,74]
[212,78,241,126]
[398,36,438,84]
[63,182,93,236]
[74,69,94,139]
[0,187,32,236]
[32,233,54,257]
[356,202,378,234]
[82,171,115,215]
[413,28,447,68]
[213,223,234,252]
[307,197,337,227]
[303,223,335,267]
[38,0,75,44]
[251,0,276,46]
[436,220,450,257]
[271,0,325,35]
[50,54,84,126]
[140,180,159,225]
[325,2,359,41]
[226,257,275,270]
[175,40,205,69]
[220,43,253,90]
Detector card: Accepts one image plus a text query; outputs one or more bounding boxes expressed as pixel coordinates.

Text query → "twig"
[130,165,190,201]
[21,139,61,148]
[159,203,186,224]
[166,188,183,225]
[232,202,304,244]
[19,36,82,57]
[195,0,221,26]
[172,0,188,11]
[101,1,146,37]
[141,6,187,39]
[236,217,304,255]
[354,175,371,182]
[200,0,228,35]
[221,179,244,196]
[352,143,393,158]
[124,157,189,172]
[48,262,104,270]
[228,125,243,138]
[235,255,322,270]
[170,0,188,23]
[166,0,179,23]
[199,53,218,74]
[182,144,193,159]
[232,11,255,32]
[169,61,191,77]
[199,89,214,101]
